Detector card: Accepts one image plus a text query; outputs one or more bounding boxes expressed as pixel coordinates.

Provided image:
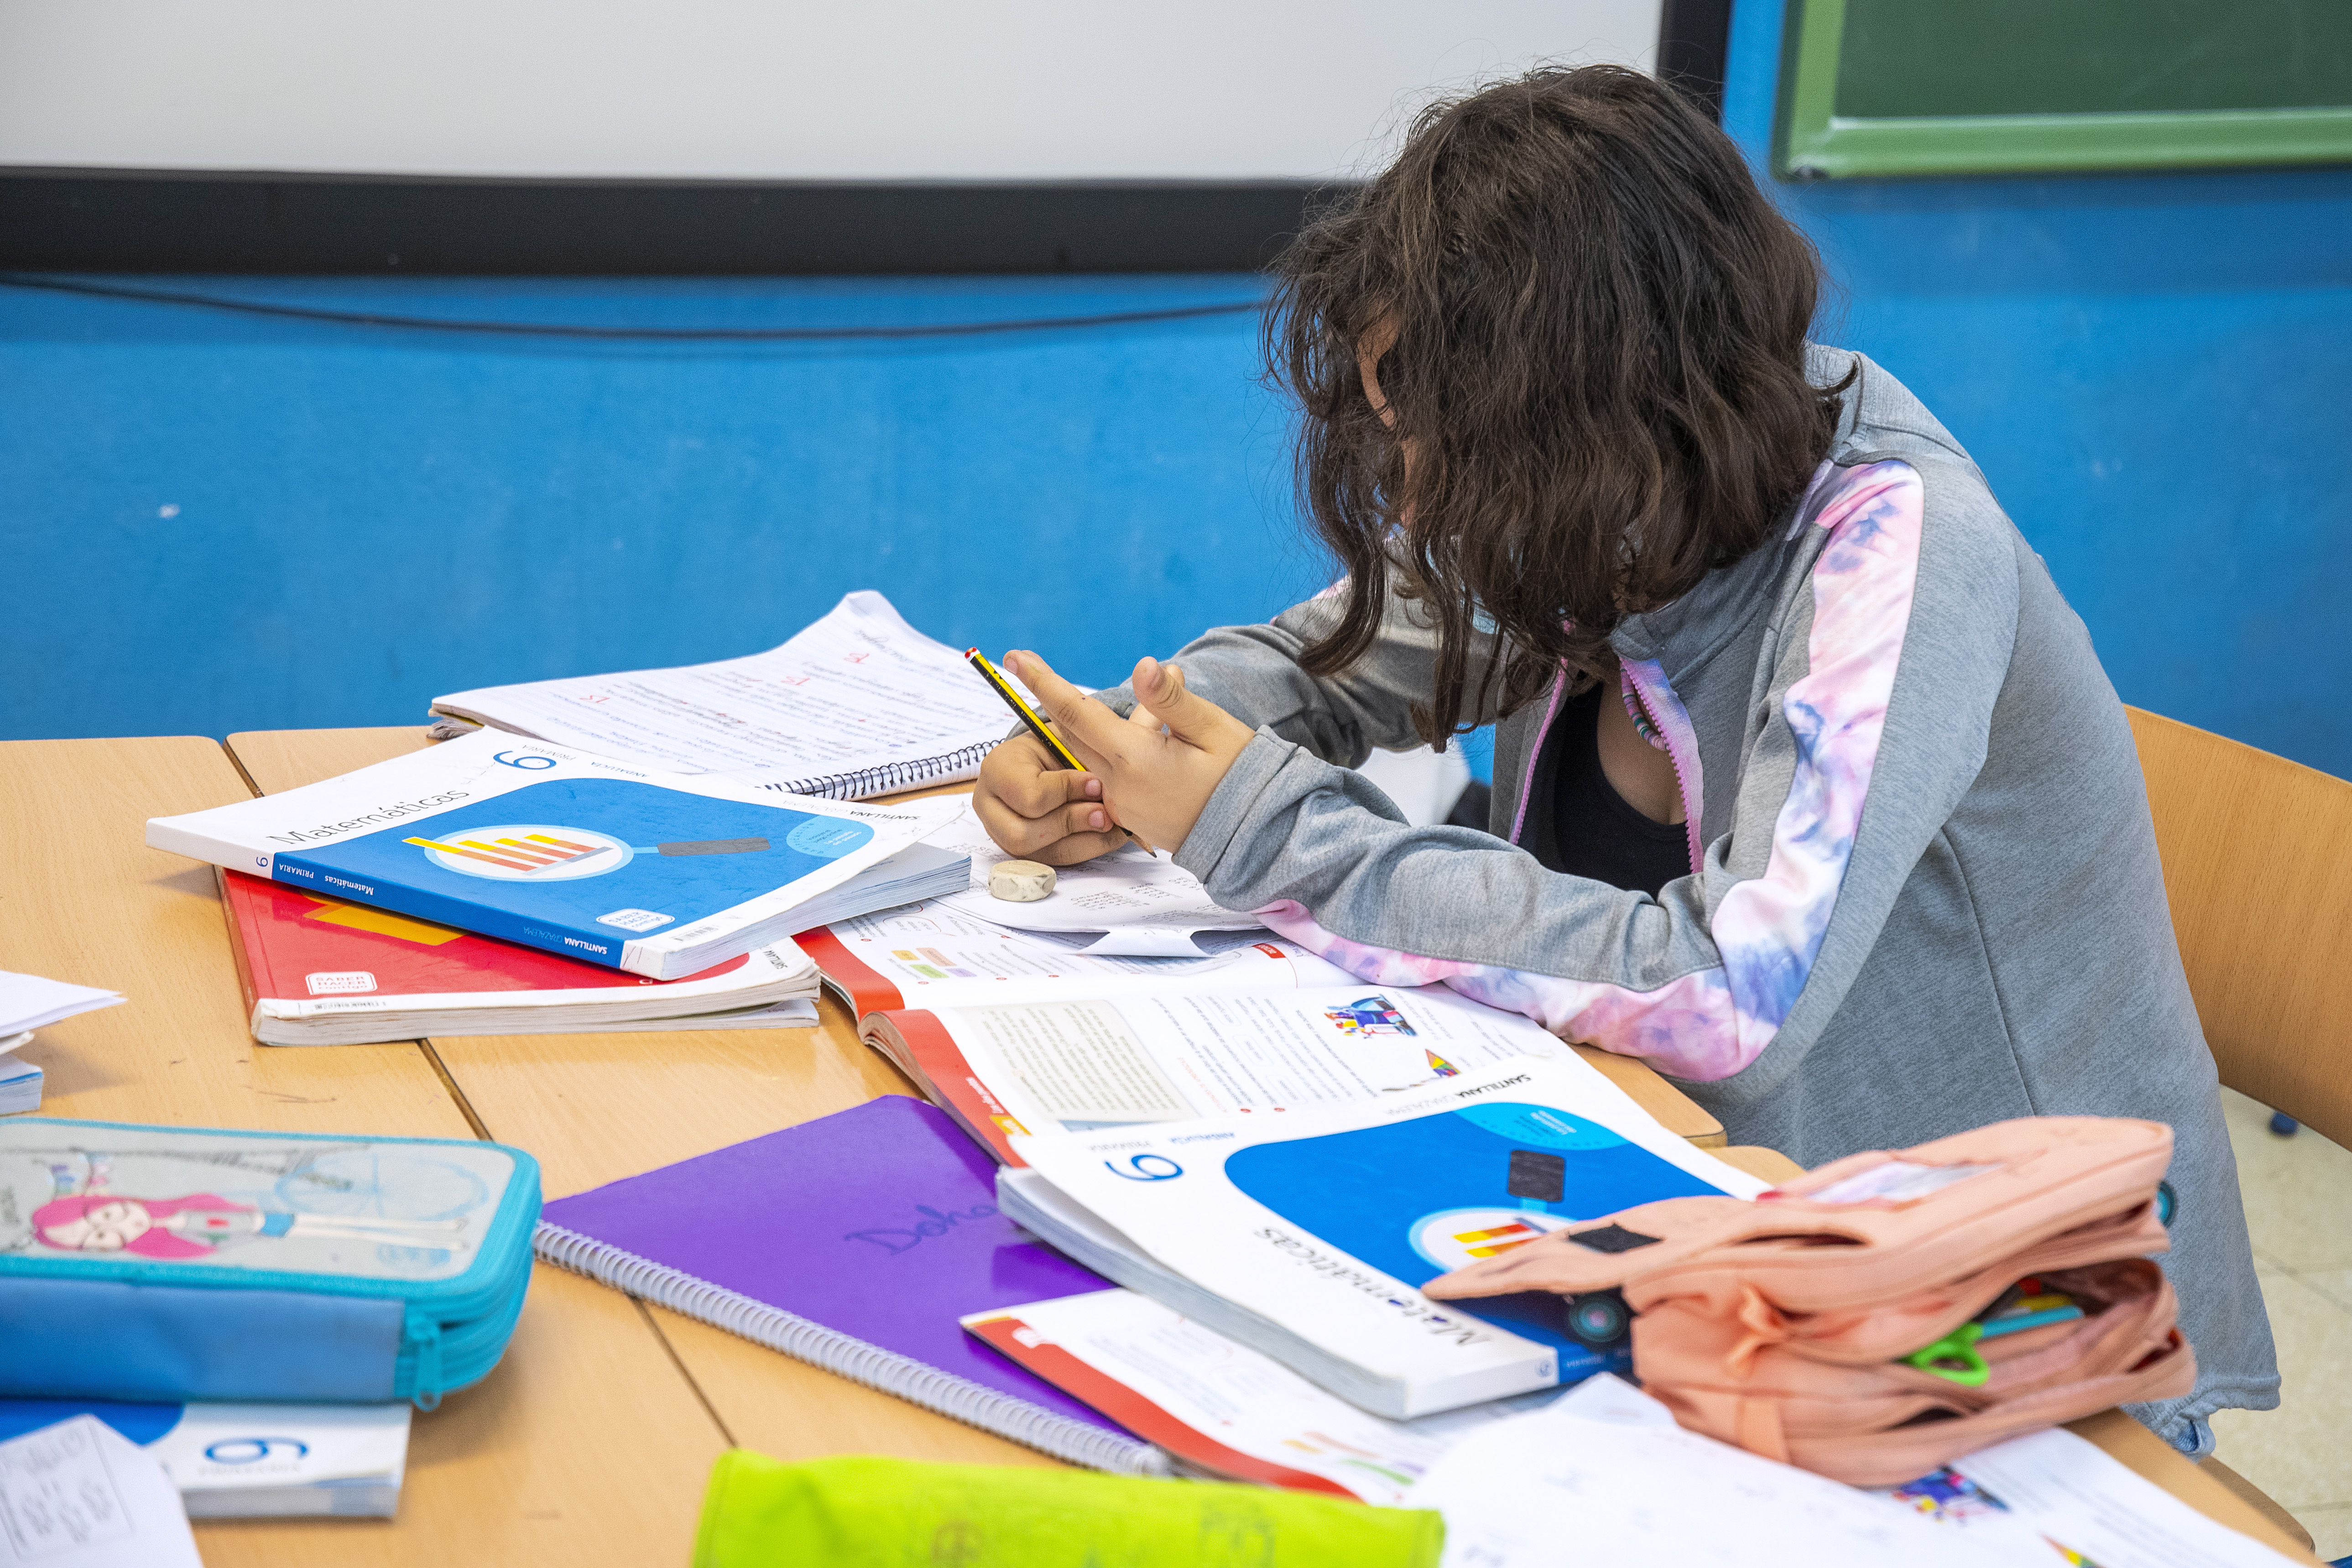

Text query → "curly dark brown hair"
[1268,64,1849,745]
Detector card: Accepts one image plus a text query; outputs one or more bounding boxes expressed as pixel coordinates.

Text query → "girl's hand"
[973,727,1136,865]
[1001,651,1257,855]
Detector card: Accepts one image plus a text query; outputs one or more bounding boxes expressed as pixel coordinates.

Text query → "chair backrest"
[2128,708,2352,1148]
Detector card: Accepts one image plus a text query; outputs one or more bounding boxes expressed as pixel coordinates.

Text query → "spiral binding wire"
[421,719,991,801]
[533,1221,1166,1474]
[759,738,996,801]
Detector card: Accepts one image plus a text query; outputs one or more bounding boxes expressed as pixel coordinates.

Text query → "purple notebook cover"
[540,1094,1127,1437]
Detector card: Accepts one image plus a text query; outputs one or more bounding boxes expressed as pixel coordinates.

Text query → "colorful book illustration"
[532,1095,1167,1473]
[146,731,960,980]
[1002,1055,1768,1421]
[0,1120,539,1407]
[0,1397,411,1518]
[852,979,1585,1166]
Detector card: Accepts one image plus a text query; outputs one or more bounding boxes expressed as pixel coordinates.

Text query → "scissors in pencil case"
[1902,1275,2086,1386]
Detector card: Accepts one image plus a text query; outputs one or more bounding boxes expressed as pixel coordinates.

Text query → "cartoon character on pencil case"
[31,1193,471,1259]
[1321,995,1417,1037]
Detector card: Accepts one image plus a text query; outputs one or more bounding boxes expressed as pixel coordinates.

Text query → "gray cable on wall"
[0,272,1267,341]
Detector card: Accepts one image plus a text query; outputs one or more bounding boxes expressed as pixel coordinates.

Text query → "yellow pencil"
[965,648,1157,855]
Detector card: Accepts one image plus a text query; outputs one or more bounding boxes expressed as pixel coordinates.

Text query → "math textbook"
[218,871,825,1045]
[0,1397,411,1518]
[1002,1055,1767,1420]
[147,731,957,980]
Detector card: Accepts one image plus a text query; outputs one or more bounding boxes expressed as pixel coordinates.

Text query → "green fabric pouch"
[693,1449,1445,1568]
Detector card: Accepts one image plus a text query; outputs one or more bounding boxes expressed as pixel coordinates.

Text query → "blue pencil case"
[0,1118,540,1409]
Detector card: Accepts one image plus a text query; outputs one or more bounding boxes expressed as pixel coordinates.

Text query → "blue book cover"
[148,732,955,979]
[0,1057,39,1116]
[1016,1053,1768,1417]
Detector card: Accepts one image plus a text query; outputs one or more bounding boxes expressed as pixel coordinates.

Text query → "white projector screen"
[0,0,1661,181]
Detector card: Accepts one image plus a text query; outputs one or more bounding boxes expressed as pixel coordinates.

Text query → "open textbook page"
[1005,1054,1764,1418]
[796,901,1353,1015]
[1413,1375,2012,1568]
[1888,1425,2307,1567]
[925,799,1266,954]
[431,591,1019,799]
[963,1287,1559,1505]
[866,983,1574,1165]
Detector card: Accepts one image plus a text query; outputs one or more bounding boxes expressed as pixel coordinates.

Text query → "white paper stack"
[0,971,124,1036]
[0,972,127,1116]
[430,590,1023,800]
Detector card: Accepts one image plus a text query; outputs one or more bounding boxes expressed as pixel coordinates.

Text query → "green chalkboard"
[1777,0,2352,179]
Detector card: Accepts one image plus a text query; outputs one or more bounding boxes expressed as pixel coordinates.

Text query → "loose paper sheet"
[1889,1426,2307,1567]
[927,801,1265,952]
[821,904,1351,1008]
[0,1417,199,1568]
[1414,1377,2012,1567]
[0,973,125,1037]
[431,590,1019,793]
[966,1287,1557,1505]
[944,985,1576,1136]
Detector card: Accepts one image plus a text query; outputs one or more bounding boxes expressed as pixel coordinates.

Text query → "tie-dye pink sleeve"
[1258,461,1927,1082]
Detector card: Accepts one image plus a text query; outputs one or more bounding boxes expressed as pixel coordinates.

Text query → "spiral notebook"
[533,1095,1166,1474]
[429,591,1020,800]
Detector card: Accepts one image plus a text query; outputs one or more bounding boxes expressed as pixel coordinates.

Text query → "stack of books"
[215,845,966,1046]
[530,963,1768,1501]
[146,732,971,1045]
[0,1398,412,1518]
[0,970,127,1113]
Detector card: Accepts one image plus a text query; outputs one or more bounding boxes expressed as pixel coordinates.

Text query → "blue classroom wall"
[6,37,2349,786]
[0,275,1342,744]
[1727,0,2352,781]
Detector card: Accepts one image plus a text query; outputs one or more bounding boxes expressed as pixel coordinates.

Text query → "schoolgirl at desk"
[973,65,2276,1455]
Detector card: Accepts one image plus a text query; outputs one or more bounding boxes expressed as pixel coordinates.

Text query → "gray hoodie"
[1139,346,2276,1440]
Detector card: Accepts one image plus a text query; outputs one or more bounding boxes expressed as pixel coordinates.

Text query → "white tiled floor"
[2209,1087,2352,1559]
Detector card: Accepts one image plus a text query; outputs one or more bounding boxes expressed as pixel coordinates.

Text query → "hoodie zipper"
[1507,663,1572,846]
[1618,661,1705,877]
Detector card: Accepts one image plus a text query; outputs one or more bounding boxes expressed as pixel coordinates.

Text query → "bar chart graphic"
[404,824,634,882]
[1407,1208,1574,1271]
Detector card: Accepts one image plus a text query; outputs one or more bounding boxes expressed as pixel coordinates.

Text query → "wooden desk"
[224,730,1733,1469]
[11,726,2309,1563]
[5,734,728,1565]
[0,737,469,1137]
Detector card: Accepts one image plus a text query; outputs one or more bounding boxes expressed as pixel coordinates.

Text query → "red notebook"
[218,871,820,1045]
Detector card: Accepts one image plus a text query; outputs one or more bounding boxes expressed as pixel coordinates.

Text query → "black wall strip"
[1657,0,1734,121]
[0,172,1345,276]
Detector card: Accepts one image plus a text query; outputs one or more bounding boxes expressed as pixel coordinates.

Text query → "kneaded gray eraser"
[988,860,1058,902]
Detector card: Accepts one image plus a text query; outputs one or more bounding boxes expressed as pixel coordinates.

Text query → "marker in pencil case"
[965,648,1156,855]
